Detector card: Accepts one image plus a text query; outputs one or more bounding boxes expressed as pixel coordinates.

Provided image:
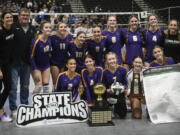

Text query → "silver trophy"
[107,78,125,105]
[111,78,124,95]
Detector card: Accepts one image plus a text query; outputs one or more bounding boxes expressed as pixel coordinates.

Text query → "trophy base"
[88,106,114,126]
[88,121,114,127]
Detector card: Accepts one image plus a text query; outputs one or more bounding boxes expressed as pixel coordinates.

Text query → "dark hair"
[1,11,12,20]
[39,20,51,34]
[132,56,144,63]
[1,11,13,25]
[64,57,76,71]
[67,57,76,64]
[84,54,95,62]
[76,31,86,37]
[92,24,102,29]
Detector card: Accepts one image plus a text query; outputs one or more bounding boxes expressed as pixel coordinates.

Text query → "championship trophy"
[88,83,114,126]
[107,78,125,105]
[130,72,143,99]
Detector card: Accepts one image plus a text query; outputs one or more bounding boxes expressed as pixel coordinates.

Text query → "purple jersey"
[122,29,143,65]
[81,67,103,104]
[55,71,81,101]
[86,38,106,67]
[30,37,52,70]
[69,42,87,73]
[143,28,164,62]
[50,34,73,67]
[102,29,124,64]
[150,57,174,67]
[103,66,127,89]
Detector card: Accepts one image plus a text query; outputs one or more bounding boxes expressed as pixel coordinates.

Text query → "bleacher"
[81,0,142,25]
[145,0,180,9]
[82,0,142,12]
[145,0,180,22]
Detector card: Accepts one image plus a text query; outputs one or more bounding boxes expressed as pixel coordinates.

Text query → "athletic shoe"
[0,113,13,122]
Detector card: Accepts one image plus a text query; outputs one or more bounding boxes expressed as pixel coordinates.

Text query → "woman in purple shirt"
[30,21,52,94]
[50,22,73,89]
[55,58,83,102]
[150,46,175,67]
[69,31,87,73]
[86,25,106,67]
[81,55,103,106]
[102,15,124,65]
[122,15,144,70]
[103,52,127,118]
[143,14,164,66]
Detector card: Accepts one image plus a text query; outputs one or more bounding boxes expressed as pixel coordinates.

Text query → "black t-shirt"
[0,25,15,67]
[164,33,180,63]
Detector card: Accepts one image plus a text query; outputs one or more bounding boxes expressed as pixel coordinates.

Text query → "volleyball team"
[0,8,180,122]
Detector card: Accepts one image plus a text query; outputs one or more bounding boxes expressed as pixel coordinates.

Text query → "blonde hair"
[107,15,117,29]
[105,52,118,69]
[56,22,67,30]
[147,14,159,29]
[153,45,167,65]
[128,15,139,31]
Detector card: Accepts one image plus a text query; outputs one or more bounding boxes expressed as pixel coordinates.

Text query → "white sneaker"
[0,113,13,122]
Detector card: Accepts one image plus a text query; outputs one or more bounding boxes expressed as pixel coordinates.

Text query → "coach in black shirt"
[0,11,14,122]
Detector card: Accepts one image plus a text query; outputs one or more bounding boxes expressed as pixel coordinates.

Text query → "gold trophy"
[94,83,106,107]
[88,83,114,126]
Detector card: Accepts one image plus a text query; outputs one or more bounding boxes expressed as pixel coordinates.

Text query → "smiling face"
[76,32,86,45]
[41,22,52,36]
[85,57,95,70]
[107,16,117,28]
[153,47,163,60]
[92,26,101,37]
[106,53,117,69]
[129,16,139,30]
[148,15,158,27]
[67,59,76,72]
[168,20,178,34]
[2,13,13,26]
[57,23,67,35]
[133,57,143,71]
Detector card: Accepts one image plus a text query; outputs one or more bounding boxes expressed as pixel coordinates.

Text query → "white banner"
[16,92,88,127]
[143,65,180,124]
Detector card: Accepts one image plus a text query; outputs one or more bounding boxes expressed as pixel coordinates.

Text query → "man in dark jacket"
[9,8,36,119]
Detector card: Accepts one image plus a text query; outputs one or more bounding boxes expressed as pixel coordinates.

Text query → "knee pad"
[33,85,42,94]
[43,83,50,93]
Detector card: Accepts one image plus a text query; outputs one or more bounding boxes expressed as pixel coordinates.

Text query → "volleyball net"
[10,11,167,30]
